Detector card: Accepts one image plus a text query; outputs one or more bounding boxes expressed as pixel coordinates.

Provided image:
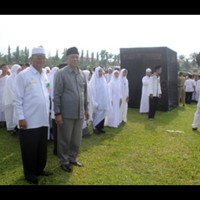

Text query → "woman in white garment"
[119,68,129,123]
[82,70,94,138]
[3,64,22,134]
[89,66,111,134]
[139,68,152,114]
[192,76,199,102]
[105,70,122,128]
[105,67,113,83]
[45,66,51,81]
[0,64,9,125]
[49,66,59,154]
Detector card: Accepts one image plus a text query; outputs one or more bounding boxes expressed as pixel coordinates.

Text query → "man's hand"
[55,114,63,125]
[126,96,129,103]
[149,94,153,99]
[19,119,28,130]
[159,94,162,99]
[85,110,90,121]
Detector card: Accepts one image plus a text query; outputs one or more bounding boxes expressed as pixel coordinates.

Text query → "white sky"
[0,15,200,58]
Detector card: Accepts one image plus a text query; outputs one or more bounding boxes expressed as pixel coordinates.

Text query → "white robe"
[196,80,200,101]
[0,75,8,121]
[89,66,111,129]
[140,75,150,113]
[105,70,122,128]
[3,65,21,130]
[49,67,59,120]
[82,70,94,130]
[105,73,112,83]
[192,80,199,101]
[120,69,129,123]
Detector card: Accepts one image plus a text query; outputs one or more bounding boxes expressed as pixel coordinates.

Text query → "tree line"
[1,45,200,72]
[178,52,200,73]
[0,45,120,69]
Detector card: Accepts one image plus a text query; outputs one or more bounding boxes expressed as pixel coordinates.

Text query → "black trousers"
[185,92,193,104]
[19,126,48,180]
[148,97,159,119]
[95,118,105,130]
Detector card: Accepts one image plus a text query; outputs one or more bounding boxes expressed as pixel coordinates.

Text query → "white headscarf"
[120,68,128,84]
[109,70,121,90]
[119,68,129,97]
[49,67,59,98]
[89,66,111,112]
[83,70,94,122]
[10,64,21,78]
[3,64,21,106]
[83,70,90,84]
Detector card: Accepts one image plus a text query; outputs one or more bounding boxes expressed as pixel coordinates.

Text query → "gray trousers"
[57,118,84,165]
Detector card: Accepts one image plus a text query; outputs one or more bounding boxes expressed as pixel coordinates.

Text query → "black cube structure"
[120,47,178,111]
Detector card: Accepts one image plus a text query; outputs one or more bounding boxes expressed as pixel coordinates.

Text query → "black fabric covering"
[120,47,178,111]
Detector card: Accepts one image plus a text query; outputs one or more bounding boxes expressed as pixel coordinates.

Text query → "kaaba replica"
[120,47,178,111]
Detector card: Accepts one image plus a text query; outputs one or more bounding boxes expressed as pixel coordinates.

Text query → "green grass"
[1,104,200,185]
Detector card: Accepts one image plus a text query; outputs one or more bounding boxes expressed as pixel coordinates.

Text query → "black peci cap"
[66,47,79,56]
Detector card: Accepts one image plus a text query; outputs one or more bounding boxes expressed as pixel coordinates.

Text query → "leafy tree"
[24,47,29,63]
[8,45,12,63]
[13,46,20,63]
[196,52,200,68]
[61,48,67,62]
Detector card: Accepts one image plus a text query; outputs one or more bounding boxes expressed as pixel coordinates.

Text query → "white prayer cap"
[146,68,152,72]
[31,47,46,56]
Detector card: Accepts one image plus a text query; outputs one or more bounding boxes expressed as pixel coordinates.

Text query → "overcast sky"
[0,15,200,58]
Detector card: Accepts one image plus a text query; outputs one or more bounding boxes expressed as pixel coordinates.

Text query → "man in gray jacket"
[54,47,89,172]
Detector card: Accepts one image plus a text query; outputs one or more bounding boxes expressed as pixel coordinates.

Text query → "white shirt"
[184,79,195,92]
[14,65,50,129]
[148,73,162,97]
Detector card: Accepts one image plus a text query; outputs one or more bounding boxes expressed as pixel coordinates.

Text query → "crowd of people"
[0,46,129,184]
[1,46,200,185]
[177,72,200,131]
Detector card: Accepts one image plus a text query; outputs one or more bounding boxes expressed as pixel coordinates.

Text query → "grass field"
[1,104,200,185]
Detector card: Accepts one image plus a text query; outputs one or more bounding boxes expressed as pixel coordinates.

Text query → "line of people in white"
[0,64,129,138]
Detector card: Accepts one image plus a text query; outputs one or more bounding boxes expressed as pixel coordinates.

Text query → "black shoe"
[26,177,38,185]
[82,133,91,138]
[192,127,198,131]
[93,129,102,135]
[99,129,106,133]
[11,131,18,136]
[40,171,53,176]
[53,149,57,156]
[70,160,84,167]
[61,164,72,173]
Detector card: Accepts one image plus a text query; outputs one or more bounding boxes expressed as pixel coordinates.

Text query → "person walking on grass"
[192,86,200,131]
